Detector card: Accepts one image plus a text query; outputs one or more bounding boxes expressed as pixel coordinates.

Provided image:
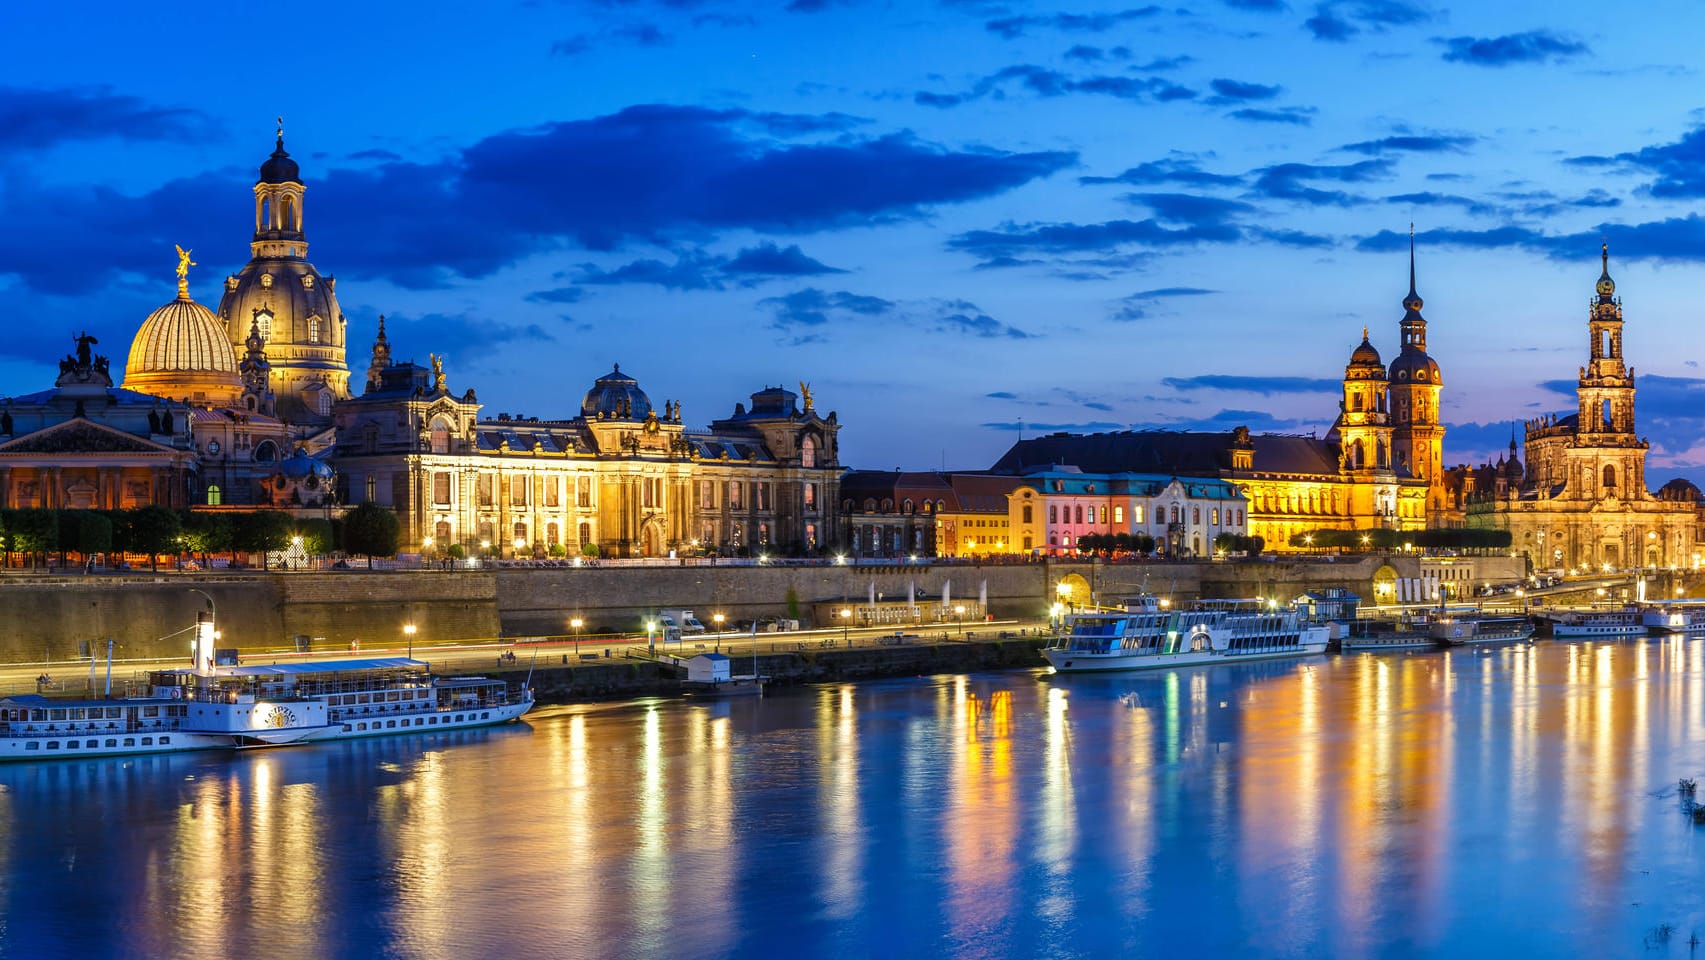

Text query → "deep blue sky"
[6,1,1705,481]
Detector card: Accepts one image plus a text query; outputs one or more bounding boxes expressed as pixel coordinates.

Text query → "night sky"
[6,2,1705,482]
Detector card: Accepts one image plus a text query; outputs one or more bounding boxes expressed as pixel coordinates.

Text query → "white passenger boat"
[1639,606,1705,635]
[1550,608,1646,639]
[0,657,534,762]
[1044,597,1329,673]
[1429,615,1535,647]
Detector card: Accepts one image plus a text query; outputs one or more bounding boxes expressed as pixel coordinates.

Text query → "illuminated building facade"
[1465,247,1698,570]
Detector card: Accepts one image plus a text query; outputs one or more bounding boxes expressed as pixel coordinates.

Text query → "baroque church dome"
[125,258,243,405]
[215,129,351,423]
[1346,329,1384,377]
[581,364,653,420]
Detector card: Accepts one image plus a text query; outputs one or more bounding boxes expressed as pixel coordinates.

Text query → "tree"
[126,506,182,572]
[295,518,334,556]
[180,512,233,566]
[785,586,801,621]
[581,541,601,558]
[8,509,59,569]
[446,543,466,560]
[234,511,295,569]
[342,502,400,568]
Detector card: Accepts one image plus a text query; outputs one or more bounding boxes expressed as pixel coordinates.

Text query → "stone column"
[46,467,63,510]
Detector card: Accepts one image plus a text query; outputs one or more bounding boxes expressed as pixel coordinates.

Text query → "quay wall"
[0,555,1527,663]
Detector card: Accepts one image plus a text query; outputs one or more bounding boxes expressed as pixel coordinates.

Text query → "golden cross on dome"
[1362,326,1369,341]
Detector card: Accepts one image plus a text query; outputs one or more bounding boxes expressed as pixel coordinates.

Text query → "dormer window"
[255,310,273,342]
[308,317,321,344]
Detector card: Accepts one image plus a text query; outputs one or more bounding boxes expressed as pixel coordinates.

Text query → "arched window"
[1074,505,1083,525]
[1603,464,1616,488]
[282,196,297,231]
[1352,439,1364,469]
[864,498,877,512]
[1352,393,1363,411]
[1021,504,1032,524]
[205,485,222,506]
[254,440,278,462]
[1192,506,1200,524]
[800,436,817,468]
[902,498,914,514]
[1376,440,1388,468]
[430,418,452,454]
[308,316,321,344]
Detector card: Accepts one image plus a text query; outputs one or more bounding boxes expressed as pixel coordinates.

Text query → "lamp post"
[1056,580,1072,614]
[571,617,584,648]
[403,622,416,659]
[840,607,852,648]
[955,603,966,639]
[713,613,725,652]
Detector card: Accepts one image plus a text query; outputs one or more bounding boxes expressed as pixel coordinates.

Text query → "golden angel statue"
[799,380,814,412]
[174,245,196,280]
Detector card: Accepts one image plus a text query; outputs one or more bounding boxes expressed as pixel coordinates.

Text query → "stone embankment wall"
[511,636,1050,703]
[0,554,1526,663]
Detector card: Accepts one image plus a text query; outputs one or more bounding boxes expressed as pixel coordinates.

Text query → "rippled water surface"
[4,639,1705,959]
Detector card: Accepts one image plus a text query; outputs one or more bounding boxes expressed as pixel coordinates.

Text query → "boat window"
[357,723,367,730]
[429,717,438,725]
[106,739,117,747]
[86,740,98,748]
[482,712,490,719]
[387,720,397,728]
[359,695,370,704]
[160,736,170,744]
[107,708,121,718]
[143,706,159,717]
[124,738,135,746]
[456,715,464,722]
[45,742,58,750]
[141,737,153,746]
[25,742,38,750]
[343,724,352,732]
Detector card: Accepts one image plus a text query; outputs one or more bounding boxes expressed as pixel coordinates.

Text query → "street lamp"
[646,618,656,656]
[712,613,726,652]
[571,617,584,646]
[1056,580,1072,613]
[840,607,852,647]
[403,622,416,659]
[955,603,966,638]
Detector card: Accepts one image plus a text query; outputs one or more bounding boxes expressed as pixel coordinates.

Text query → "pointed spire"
[1401,223,1424,318]
[1595,240,1617,301]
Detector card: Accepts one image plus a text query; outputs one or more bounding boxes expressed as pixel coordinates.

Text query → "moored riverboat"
[1640,605,1705,635]
[0,657,533,762]
[1045,597,1329,673]
[1338,618,1438,652]
[1549,608,1646,639]
[1429,615,1535,647]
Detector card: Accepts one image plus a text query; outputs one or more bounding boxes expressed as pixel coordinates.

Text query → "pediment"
[0,419,178,455]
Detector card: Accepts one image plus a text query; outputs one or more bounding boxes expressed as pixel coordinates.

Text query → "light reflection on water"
[3,641,1705,958]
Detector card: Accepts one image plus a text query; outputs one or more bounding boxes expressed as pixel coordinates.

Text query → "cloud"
[551,22,673,56]
[1112,286,1217,321]
[1161,374,1340,395]
[1385,191,1496,216]
[1130,409,1316,432]
[1079,157,1242,187]
[1250,158,1391,205]
[525,286,587,304]
[1304,0,1430,42]
[1572,126,1705,198]
[722,242,846,276]
[758,288,895,331]
[985,7,1165,39]
[1339,134,1476,155]
[950,218,1241,260]
[1356,216,1705,265]
[577,242,846,290]
[985,391,1019,400]
[1124,192,1258,222]
[981,419,1129,432]
[0,86,217,150]
[0,104,1072,294]
[1063,44,1132,62]
[383,311,556,365]
[1205,78,1283,104]
[1436,30,1589,67]
[1226,106,1317,125]
[915,65,1196,108]
[931,298,1032,338]
[1224,0,1287,9]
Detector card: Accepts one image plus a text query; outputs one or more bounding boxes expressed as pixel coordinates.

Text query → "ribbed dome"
[581,364,653,420]
[125,293,242,403]
[1349,332,1382,368]
[1388,351,1442,384]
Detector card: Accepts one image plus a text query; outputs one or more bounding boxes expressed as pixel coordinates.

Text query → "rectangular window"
[577,476,592,508]
[803,483,817,511]
[643,477,659,509]
[546,476,560,507]
[1049,505,1058,524]
[510,475,528,507]
[728,482,743,510]
[805,523,817,547]
[1087,506,1097,524]
[1212,507,1220,525]
[365,475,377,504]
[755,483,771,511]
[700,480,715,510]
[478,474,494,506]
[1114,506,1125,524]
[433,472,452,506]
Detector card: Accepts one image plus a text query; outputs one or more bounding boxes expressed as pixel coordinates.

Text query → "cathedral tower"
[1386,230,1447,517]
[216,122,351,426]
[1565,244,1647,498]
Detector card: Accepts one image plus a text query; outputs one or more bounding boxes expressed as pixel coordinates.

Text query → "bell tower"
[252,118,307,261]
[1386,227,1446,517]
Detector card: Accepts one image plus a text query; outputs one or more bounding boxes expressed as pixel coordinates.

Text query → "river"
[2,638,1703,958]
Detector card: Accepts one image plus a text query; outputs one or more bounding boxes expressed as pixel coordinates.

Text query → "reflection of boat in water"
[1549,608,1645,639]
[1429,615,1535,647]
[1044,596,1328,673]
[0,658,534,762]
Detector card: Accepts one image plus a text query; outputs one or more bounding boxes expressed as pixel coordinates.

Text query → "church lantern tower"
[1337,329,1392,474]
[1386,229,1447,517]
[216,121,351,427]
[1568,244,1648,498]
